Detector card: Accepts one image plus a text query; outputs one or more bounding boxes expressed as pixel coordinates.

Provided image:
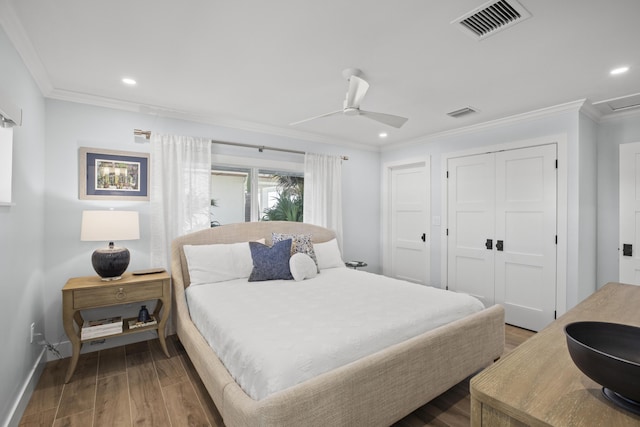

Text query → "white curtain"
[303,153,343,248]
[150,133,211,269]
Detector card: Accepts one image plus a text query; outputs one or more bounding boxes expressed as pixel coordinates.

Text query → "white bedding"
[185,268,484,400]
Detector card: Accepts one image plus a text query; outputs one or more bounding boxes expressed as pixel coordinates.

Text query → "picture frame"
[79,147,150,201]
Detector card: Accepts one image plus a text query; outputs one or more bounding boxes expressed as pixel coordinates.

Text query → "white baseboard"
[3,347,46,427]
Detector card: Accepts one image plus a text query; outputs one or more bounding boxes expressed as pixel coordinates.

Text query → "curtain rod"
[134,129,151,139]
[133,129,349,160]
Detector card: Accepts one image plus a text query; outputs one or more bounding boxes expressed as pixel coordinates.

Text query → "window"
[258,170,304,222]
[210,166,249,225]
[211,166,303,226]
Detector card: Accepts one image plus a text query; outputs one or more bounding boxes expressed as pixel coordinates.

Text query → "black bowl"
[565,321,640,414]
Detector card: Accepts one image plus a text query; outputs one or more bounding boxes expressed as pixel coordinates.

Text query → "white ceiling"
[2,0,639,149]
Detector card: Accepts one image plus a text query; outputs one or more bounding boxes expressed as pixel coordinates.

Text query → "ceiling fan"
[290,68,408,129]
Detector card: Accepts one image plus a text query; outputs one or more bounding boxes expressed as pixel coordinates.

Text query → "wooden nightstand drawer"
[74,281,163,309]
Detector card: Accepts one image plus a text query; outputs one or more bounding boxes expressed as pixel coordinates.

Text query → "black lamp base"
[92,243,130,281]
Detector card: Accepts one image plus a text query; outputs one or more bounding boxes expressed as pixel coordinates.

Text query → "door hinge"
[554,310,557,319]
[555,235,557,244]
[446,228,449,236]
[555,159,558,169]
[446,285,449,290]
[446,170,449,178]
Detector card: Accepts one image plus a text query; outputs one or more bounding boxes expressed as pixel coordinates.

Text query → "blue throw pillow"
[248,239,294,281]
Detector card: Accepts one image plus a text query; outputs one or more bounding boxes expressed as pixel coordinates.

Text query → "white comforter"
[185,268,484,400]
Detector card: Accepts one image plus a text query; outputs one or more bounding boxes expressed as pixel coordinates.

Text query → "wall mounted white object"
[0,91,21,205]
[0,92,22,128]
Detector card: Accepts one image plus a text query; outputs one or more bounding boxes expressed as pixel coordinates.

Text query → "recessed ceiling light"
[610,66,630,76]
[122,77,137,85]
[379,132,388,138]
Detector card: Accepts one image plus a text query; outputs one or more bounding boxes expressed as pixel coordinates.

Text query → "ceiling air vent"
[447,106,477,118]
[452,0,531,41]
[592,93,640,115]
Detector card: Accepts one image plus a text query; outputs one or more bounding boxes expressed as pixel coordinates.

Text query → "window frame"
[211,154,304,223]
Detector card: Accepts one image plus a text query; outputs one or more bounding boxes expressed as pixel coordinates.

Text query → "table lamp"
[80,210,140,281]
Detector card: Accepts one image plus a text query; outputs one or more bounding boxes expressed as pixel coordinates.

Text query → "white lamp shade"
[81,210,140,242]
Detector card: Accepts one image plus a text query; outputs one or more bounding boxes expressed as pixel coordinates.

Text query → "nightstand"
[61,271,171,383]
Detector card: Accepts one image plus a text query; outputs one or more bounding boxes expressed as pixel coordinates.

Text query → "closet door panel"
[494,144,557,331]
[447,154,495,307]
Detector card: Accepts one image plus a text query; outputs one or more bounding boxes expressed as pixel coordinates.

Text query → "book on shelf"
[81,316,123,340]
[84,316,122,329]
[81,327,121,340]
[127,316,157,330]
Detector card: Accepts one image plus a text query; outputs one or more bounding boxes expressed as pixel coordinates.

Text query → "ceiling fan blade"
[359,110,408,128]
[289,110,343,126]
[346,75,369,108]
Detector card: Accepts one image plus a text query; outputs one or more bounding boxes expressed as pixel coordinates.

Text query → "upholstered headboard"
[170,221,336,290]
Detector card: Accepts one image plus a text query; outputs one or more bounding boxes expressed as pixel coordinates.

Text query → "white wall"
[577,112,598,302]
[0,26,46,426]
[597,111,640,287]
[42,99,382,358]
[380,106,596,312]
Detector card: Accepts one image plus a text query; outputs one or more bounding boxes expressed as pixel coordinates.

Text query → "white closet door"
[619,142,640,284]
[494,145,557,331]
[447,154,496,307]
[390,163,429,284]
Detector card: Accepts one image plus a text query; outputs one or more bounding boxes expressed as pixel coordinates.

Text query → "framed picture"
[79,147,150,201]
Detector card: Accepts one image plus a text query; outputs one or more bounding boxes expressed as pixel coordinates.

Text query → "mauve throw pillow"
[248,239,294,281]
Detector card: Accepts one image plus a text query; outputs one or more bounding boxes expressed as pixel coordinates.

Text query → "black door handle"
[421,233,426,242]
[485,239,493,250]
[496,240,504,251]
[623,243,633,256]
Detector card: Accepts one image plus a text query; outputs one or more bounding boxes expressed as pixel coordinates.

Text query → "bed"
[171,221,505,427]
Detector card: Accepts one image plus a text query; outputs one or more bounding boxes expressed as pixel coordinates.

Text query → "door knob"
[623,244,632,257]
[421,233,426,242]
[485,239,493,250]
[496,240,504,251]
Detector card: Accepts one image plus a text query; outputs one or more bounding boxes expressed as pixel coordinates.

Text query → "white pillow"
[183,241,255,286]
[314,238,345,270]
[289,253,318,281]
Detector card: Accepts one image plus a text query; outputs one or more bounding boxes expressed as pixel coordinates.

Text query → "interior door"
[619,142,640,284]
[447,154,496,306]
[390,162,429,284]
[494,145,557,331]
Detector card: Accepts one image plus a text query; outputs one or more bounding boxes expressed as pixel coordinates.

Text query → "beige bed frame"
[171,221,505,427]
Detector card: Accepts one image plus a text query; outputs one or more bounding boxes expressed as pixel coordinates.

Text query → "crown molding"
[381,99,588,152]
[0,0,53,95]
[47,88,144,113]
[578,101,602,122]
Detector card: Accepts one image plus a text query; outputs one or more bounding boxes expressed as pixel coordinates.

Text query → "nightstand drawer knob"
[115,288,126,300]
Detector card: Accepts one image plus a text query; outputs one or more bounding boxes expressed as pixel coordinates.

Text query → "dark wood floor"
[19,325,534,427]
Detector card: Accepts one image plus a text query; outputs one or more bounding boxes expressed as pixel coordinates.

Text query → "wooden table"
[62,271,171,383]
[471,282,640,426]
